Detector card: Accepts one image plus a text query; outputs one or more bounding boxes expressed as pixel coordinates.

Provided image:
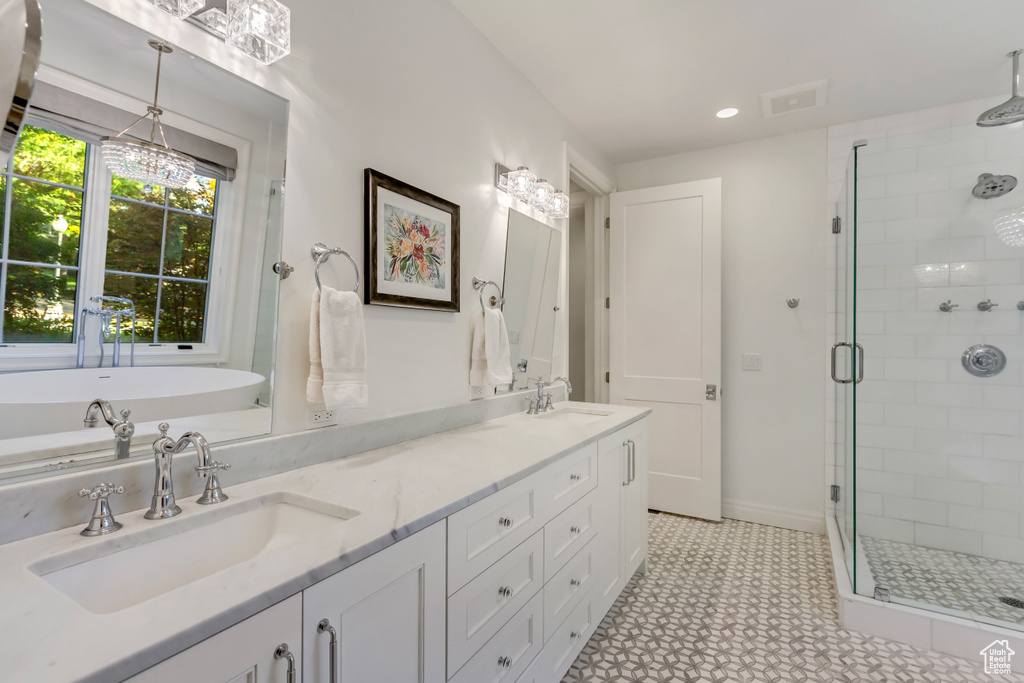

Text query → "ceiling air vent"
[760,79,829,117]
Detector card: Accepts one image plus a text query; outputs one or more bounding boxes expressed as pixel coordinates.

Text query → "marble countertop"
[2,401,648,683]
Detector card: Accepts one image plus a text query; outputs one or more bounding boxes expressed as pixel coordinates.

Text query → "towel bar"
[311,243,360,293]
[472,277,504,311]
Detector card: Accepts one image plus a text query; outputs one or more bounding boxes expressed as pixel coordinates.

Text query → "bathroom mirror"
[0,0,288,481]
[0,0,41,161]
[498,208,561,393]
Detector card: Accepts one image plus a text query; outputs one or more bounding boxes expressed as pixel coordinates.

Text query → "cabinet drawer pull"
[570,630,581,642]
[317,618,338,683]
[570,525,582,535]
[274,643,296,683]
[498,516,513,528]
[498,655,513,669]
[498,586,513,599]
[570,473,581,482]
[570,578,581,588]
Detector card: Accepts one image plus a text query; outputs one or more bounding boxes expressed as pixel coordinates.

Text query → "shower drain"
[999,597,1024,609]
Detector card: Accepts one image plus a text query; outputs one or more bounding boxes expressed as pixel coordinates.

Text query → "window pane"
[8,178,82,265]
[103,274,157,343]
[165,212,213,280]
[107,198,164,275]
[11,126,86,187]
[111,177,166,205]
[157,280,206,343]
[3,265,77,343]
[169,176,216,216]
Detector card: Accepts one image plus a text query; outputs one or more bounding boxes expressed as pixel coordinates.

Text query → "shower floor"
[862,535,1024,628]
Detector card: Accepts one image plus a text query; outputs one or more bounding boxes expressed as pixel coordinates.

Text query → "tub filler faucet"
[145,424,231,520]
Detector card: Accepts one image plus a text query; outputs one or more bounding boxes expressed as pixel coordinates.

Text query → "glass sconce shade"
[101,138,195,189]
[995,207,1024,247]
[531,179,554,210]
[226,0,292,65]
[548,191,569,219]
[506,166,536,202]
[194,8,229,38]
[146,0,205,19]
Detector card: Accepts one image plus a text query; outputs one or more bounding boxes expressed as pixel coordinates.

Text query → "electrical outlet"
[742,353,762,371]
[470,385,487,400]
[306,405,338,429]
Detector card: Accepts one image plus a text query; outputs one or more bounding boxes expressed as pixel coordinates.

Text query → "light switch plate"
[742,353,762,371]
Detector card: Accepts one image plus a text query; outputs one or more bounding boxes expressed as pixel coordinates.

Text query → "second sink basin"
[537,407,614,425]
[31,492,358,614]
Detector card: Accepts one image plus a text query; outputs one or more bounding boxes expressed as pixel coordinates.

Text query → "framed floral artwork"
[364,169,460,311]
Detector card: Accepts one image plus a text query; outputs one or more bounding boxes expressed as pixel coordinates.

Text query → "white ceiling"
[449,0,1024,164]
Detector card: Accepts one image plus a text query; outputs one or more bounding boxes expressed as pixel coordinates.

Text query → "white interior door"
[609,179,722,521]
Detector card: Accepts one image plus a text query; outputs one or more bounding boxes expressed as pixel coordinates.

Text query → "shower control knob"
[939,300,958,313]
[978,299,999,312]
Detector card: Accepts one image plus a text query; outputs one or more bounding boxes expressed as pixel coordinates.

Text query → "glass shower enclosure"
[835,121,1024,630]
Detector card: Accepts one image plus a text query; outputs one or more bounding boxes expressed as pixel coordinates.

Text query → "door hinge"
[605,297,610,309]
[832,216,841,234]
[705,384,717,401]
[605,371,610,384]
[830,484,840,503]
[604,217,610,230]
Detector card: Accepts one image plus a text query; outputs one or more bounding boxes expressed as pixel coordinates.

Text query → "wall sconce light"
[145,0,291,65]
[496,163,569,220]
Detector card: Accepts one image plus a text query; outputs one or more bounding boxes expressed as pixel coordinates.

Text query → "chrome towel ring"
[472,276,504,311]
[311,242,360,293]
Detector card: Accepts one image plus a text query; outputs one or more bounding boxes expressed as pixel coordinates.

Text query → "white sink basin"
[31,492,358,614]
[537,407,614,425]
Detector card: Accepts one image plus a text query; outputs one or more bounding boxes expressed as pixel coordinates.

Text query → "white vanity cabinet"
[302,520,447,683]
[124,595,302,683]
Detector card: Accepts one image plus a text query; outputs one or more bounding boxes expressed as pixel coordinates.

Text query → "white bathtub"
[0,367,265,439]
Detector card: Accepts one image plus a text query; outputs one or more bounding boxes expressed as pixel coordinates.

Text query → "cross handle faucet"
[84,398,134,459]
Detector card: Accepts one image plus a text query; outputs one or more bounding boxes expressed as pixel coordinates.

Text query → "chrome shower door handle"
[831,342,853,384]
[854,343,865,384]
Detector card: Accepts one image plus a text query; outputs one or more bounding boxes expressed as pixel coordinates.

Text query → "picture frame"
[364,168,460,312]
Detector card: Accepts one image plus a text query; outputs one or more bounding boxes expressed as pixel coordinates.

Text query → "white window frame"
[0,67,251,371]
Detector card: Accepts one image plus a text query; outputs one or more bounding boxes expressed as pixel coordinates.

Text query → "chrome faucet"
[527,376,574,414]
[75,307,101,368]
[145,423,230,520]
[90,296,136,367]
[83,399,134,459]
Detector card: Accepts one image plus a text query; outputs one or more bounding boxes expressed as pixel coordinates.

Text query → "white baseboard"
[722,499,825,535]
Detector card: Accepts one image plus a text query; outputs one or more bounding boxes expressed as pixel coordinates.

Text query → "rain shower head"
[978,50,1024,126]
[973,173,1018,199]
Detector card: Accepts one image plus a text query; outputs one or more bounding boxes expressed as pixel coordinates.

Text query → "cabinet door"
[623,420,649,577]
[303,521,446,683]
[125,595,301,683]
[595,431,628,617]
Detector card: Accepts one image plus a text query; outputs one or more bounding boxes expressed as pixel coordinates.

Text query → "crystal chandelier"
[100,41,195,190]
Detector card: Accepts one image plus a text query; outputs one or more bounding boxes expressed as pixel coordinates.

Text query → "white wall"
[79,0,612,433]
[615,129,828,533]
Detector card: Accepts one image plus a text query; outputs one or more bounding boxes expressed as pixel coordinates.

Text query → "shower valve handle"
[978,299,998,312]
[939,300,958,313]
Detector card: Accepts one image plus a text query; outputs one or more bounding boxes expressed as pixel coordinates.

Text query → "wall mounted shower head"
[979,50,1024,126]
[973,173,1017,199]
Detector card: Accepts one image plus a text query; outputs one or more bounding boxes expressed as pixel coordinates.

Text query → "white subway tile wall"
[827,99,1024,564]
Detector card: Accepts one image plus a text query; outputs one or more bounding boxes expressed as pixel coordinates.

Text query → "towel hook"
[472,277,504,311]
[311,243,360,293]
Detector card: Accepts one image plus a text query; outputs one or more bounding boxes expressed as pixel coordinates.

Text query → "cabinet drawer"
[544,488,598,581]
[449,591,544,683]
[448,470,543,593]
[448,531,544,674]
[544,538,596,637]
[543,443,598,517]
[537,590,594,682]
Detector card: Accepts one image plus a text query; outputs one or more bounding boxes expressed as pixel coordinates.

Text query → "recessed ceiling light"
[716,107,739,119]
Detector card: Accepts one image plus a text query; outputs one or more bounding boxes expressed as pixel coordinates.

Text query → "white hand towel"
[306,288,324,404]
[470,313,491,391]
[319,287,368,409]
[482,308,512,386]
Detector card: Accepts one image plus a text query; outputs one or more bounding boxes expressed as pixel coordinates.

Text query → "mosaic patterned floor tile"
[562,514,1021,682]
[862,535,1024,627]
